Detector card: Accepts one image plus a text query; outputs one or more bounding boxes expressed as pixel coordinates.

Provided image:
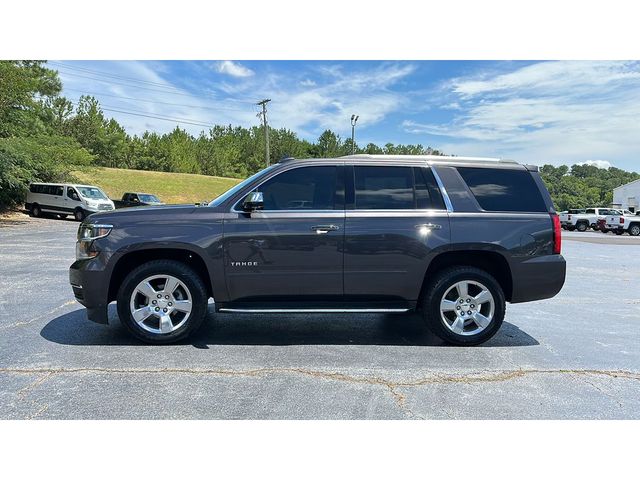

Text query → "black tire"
[576,222,588,232]
[615,230,623,235]
[567,226,576,231]
[57,214,68,220]
[117,260,208,344]
[629,224,640,236]
[421,266,505,346]
[74,208,86,222]
[31,204,41,217]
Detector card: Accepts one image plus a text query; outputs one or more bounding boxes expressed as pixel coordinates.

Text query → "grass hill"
[72,167,242,204]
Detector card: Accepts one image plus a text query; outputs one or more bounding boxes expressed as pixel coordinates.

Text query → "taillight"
[567,214,571,221]
[551,213,561,254]
[620,217,624,224]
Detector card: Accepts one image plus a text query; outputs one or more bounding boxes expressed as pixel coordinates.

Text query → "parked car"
[113,192,164,209]
[605,211,640,236]
[559,209,585,229]
[561,207,615,231]
[69,155,566,346]
[596,209,633,233]
[26,183,115,221]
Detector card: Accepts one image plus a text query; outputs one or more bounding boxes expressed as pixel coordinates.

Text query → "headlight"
[77,223,113,242]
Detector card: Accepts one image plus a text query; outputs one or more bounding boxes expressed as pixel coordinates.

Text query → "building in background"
[612,179,640,213]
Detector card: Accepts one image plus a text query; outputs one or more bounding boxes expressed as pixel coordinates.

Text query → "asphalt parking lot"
[1,214,639,419]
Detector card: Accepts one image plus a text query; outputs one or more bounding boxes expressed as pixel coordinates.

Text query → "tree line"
[0,60,638,210]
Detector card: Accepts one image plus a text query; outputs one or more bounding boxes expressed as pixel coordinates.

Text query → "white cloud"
[300,79,316,87]
[577,160,613,169]
[214,60,254,78]
[403,61,640,167]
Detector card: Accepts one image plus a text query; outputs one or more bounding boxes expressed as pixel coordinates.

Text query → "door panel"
[344,211,450,300]
[223,212,344,301]
[222,164,345,303]
[344,165,451,301]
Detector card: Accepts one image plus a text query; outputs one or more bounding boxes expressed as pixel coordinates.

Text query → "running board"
[218,308,410,314]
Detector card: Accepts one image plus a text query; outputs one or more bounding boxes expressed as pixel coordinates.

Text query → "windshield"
[139,194,161,203]
[209,165,277,207]
[77,187,108,200]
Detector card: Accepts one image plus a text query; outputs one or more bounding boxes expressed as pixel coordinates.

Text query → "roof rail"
[340,154,517,164]
[278,156,296,163]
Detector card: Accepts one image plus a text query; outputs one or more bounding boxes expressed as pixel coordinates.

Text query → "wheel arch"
[108,246,214,303]
[419,249,513,304]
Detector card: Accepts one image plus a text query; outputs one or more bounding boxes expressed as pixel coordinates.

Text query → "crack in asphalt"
[3,366,639,419]
[15,372,55,419]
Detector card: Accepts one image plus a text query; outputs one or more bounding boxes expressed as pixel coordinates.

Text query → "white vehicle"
[605,211,640,236]
[561,207,613,231]
[25,183,115,221]
[559,209,584,229]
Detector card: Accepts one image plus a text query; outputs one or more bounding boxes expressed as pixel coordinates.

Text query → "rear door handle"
[415,223,442,230]
[311,224,340,234]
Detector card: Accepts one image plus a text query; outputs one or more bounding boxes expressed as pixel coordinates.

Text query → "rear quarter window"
[456,167,547,212]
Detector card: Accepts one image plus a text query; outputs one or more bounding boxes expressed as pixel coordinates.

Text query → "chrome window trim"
[429,166,454,213]
[345,209,449,217]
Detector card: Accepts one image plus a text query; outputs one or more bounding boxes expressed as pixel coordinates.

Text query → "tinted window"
[457,167,547,212]
[355,166,414,210]
[415,167,446,210]
[586,209,595,214]
[257,166,338,210]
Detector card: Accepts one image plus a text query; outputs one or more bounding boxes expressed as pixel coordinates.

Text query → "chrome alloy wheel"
[439,280,495,336]
[129,274,193,334]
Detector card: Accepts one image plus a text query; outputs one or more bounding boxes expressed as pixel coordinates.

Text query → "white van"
[25,183,115,221]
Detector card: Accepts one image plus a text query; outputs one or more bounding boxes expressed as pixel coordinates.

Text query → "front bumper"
[510,254,566,303]
[69,254,112,324]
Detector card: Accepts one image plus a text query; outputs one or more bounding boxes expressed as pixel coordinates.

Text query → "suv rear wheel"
[422,266,505,346]
[629,224,640,236]
[116,260,208,344]
[576,221,588,232]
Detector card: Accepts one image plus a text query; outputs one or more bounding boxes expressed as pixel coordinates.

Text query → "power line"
[49,61,191,91]
[52,97,217,129]
[99,107,213,128]
[50,61,259,104]
[63,88,249,112]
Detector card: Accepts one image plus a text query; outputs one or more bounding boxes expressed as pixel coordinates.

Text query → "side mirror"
[242,191,264,212]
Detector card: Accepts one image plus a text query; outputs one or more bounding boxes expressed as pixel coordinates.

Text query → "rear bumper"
[510,254,566,303]
[69,254,112,324]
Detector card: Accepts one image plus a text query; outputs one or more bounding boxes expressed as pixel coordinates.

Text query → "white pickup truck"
[560,208,615,232]
[605,212,640,236]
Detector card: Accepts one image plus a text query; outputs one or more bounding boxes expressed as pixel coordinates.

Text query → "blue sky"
[54,60,640,171]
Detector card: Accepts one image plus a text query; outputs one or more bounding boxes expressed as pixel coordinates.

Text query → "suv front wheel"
[422,267,505,346]
[117,260,208,344]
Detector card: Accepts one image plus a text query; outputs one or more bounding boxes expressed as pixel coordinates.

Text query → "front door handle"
[415,223,442,231]
[311,224,340,234]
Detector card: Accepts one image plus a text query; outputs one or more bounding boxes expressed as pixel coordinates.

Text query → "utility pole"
[257,99,271,166]
[350,114,359,155]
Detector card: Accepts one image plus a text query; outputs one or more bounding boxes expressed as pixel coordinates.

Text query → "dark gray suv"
[69,155,566,345]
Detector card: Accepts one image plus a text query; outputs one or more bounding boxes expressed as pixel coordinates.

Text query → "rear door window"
[456,167,547,212]
[354,166,414,209]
